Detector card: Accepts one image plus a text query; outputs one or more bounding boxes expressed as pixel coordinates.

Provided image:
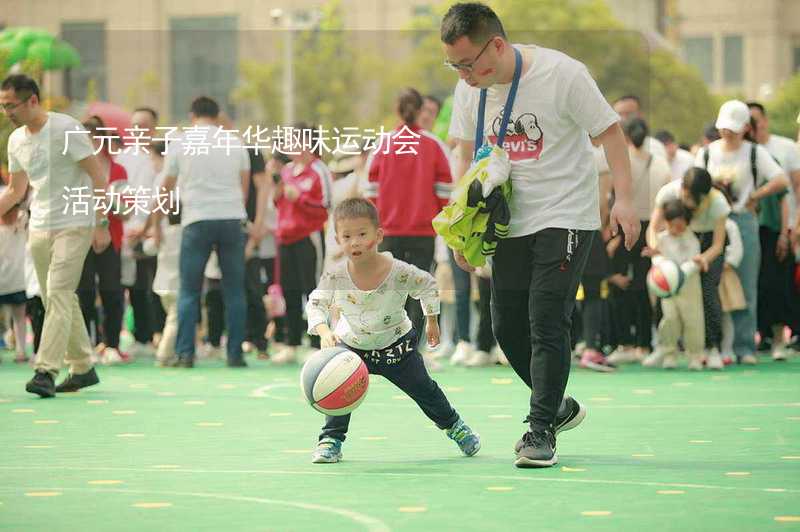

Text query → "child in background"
[651,199,706,369]
[305,198,480,463]
[0,177,29,363]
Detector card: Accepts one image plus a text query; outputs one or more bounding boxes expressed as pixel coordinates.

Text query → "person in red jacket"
[364,87,453,342]
[272,122,332,364]
[77,116,131,364]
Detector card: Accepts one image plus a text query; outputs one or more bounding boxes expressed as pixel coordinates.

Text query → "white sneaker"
[607,347,639,365]
[661,354,678,369]
[707,349,724,370]
[492,345,509,366]
[198,343,223,360]
[687,355,704,371]
[241,341,255,354]
[271,346,297,365]
[431,342,455,360]
[100,347,130,365]
[772,347,788,361]
[450,341,474,366]
[642,351,665,368]
[465,350,495,367]
[741,353,758,365]
[128,342,155,358]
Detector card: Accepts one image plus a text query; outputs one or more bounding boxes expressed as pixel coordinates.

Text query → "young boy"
[652,199,706,369]
[305,197,480,463]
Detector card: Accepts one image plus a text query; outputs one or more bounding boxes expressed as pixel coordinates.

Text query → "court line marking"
[0,487,389,532]
[249,383,302,402]
[0,466,796,495]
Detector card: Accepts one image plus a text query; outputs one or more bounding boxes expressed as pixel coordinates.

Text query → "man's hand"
[453,250,475,273]
[425,315,440,349]
[609,200,640,250]
[93,226,112,254]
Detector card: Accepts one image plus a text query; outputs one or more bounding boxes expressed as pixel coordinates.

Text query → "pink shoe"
[580,349,615,372]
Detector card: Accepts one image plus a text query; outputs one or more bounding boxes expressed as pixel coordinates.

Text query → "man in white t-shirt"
[613,95,668,161]
[748,101,800,358]
[0,75,109,397]
[654,129,695,182]
[442,2,638,468]
[156,96,250,368]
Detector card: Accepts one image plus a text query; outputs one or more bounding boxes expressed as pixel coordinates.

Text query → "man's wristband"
[97,218,109,228]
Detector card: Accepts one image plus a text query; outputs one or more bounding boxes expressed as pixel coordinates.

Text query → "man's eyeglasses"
[0,95,30,113]
[444,37,495,73]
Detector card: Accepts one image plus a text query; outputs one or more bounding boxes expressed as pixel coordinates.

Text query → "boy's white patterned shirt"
[306,252,440,350]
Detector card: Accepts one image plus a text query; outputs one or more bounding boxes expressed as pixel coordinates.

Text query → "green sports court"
[1,356,799,531]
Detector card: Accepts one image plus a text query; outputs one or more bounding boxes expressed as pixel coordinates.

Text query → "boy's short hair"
[334,198,380,230]
[190,96,219,118]
[663,198,689,222]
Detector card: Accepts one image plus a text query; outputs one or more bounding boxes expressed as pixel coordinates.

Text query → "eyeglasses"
[0,95,30,113]
[444,37,494,73]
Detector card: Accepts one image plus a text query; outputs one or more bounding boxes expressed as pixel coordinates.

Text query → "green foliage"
[767,73,800,140]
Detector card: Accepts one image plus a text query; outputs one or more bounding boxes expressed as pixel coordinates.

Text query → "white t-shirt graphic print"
[449,45,620,238]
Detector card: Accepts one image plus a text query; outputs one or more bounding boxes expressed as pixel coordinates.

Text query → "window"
[170,17,238,119]
[61,22,106,101]
[683,36,714,85]
[723,35,743,85]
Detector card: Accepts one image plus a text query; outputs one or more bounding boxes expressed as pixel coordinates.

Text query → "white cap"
[715,100,750,134]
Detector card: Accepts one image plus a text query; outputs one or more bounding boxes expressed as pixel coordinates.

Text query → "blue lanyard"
[474,46,523,161]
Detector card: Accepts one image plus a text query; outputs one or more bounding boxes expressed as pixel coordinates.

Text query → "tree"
[766,73,800,140]
[387,0,718,145]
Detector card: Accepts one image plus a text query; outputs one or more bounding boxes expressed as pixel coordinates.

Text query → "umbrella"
[86,101,132,141]
[26,39,80,70]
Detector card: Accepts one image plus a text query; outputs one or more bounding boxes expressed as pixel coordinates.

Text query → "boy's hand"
[320,331,340,348]
[425,316,440,349]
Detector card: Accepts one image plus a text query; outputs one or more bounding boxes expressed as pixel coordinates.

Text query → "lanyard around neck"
[474,46,523,161]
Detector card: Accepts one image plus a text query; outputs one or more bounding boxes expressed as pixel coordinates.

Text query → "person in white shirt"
[0,74,108,397]
[748,101,800,360]
[155,96,250,368]
[612,95,668,161]
[650,199,705,370]
[649,168,731,369]
[0,181,28,364]
[654,129,695,182]
[116,107,162,357]
[305,198,480,463]
[695,100,788,365]
[442,2,637,468]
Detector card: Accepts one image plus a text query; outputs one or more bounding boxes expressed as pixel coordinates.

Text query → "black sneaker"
[226,357,248,368]
[515,428,557,468]
[55,367,100,393]
[26,371,55,398]
[514,396,586,453]
[168,357,194,368]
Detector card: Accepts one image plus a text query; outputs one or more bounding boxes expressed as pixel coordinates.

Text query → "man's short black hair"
[133,106,159,123]
[654,129,675,145]
[190,96,219,119]
[441,2,507,45]
[1,74,40,100]
[614,94,641,107]
[746,101,766,117]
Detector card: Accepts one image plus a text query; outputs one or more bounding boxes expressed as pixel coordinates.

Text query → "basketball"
[300,347,369,416]
[647,259,685,298]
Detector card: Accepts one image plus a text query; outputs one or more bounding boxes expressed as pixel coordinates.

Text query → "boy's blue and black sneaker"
[312,437,343,464]
[445,418,481,456]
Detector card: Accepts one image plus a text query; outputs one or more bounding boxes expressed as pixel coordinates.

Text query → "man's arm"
[0,171,29,217]
[78,155,112,252]
[595,122,639,250]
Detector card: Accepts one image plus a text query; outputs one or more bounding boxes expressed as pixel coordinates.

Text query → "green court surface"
[1,354,799,531]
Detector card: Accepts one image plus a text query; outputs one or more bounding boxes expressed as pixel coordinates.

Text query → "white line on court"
[0,466,796,495]
[0,486,390,532]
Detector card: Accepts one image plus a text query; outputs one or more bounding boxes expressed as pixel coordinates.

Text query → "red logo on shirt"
[488,109,543,161]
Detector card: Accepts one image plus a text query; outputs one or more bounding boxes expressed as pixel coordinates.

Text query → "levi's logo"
[488,108,544,161]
